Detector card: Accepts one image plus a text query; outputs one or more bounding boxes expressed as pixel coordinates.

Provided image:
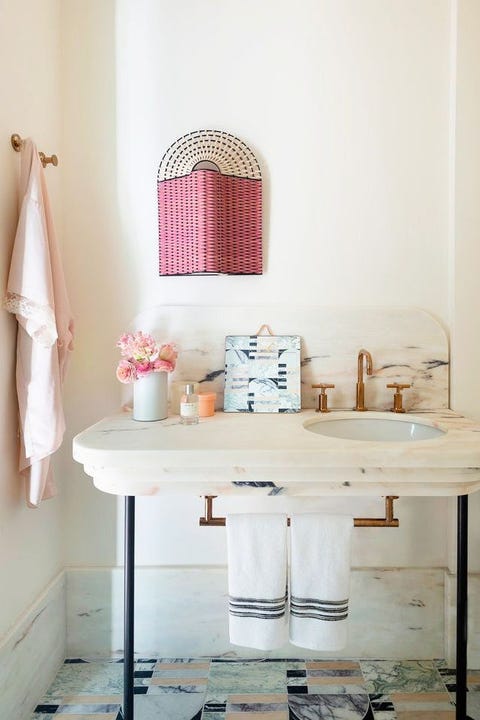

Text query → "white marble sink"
[73,409,480,497]
[303,413,446,442]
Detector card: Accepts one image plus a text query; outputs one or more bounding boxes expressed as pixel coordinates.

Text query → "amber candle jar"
[198,392,216,417]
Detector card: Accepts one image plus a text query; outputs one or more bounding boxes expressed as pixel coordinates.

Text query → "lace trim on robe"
[3,291,57,347]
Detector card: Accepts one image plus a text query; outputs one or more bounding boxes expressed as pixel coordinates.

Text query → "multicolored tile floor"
[31,657,480,719]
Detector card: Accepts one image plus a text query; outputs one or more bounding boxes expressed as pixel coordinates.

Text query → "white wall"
[0,0,64,640]
[61,0,453,573]
[59,0,125,569]
[450,0,480,572]
[2,0,479,675]
[115,0,451,318]
[451,0,480,419]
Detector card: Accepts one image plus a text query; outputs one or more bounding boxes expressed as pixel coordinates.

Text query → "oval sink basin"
[304,414,446,442]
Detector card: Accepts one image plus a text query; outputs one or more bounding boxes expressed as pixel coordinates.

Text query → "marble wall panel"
[0,572,66,720]
[129,306,449,412]
[445,571,480,667]
[67,567,444,660]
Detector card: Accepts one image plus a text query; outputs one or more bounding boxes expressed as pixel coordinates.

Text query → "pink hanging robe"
[4,139,74,508]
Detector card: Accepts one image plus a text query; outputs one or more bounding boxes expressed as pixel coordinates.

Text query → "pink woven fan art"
[157,130,262,275]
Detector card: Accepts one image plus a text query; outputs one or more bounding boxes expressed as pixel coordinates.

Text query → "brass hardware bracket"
[199,495,399,528]
[11,133,58,168]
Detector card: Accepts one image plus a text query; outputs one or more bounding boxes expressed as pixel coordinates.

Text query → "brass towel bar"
[199,495,400,528]
[11,133,58,168]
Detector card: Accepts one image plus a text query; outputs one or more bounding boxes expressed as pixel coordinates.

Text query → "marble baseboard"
[445,571,480,667]
[0,571,66,720]
[66,567,444,659]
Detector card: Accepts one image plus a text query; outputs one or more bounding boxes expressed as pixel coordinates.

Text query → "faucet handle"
[312,383,335,413]
[386,383,411,413]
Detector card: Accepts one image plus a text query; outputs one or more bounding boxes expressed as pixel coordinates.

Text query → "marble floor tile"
[308,683,367,694]
[437,666,457,694]
[288,693,371,720]
[56,703,121,713]
[225,713,288,719]
[54,715,118,720]
[139,679,207,694]
[469,672,480,692]
[394,714,454,719]
[205,660,286,704]
[133,693,204,719]
[390,691,455,718]
[225,692,288,718]
[361,660,444,694]
[32,657,470,720]
[43,662,124,699]
[285,661,307,671]
[136,662,156,671]
[306,660,366,694]
[466,691,480,720]
[60,695,123,703]
[136,660,208,694]
[368,693,395,719]
[435,662,480,718]
[154,662,210,673]
[306,661,362,671]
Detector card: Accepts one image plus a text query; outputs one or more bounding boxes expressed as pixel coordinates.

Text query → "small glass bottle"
[180,383,199,425]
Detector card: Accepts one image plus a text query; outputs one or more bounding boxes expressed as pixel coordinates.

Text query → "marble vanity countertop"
[72,409,480,497]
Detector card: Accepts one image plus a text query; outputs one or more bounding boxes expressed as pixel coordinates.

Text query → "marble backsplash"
[131,306,448,412]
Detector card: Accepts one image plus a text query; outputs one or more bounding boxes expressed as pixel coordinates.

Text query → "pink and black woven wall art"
[157,130,262,275]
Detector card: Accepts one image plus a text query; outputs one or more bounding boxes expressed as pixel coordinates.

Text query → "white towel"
[290,514,353,651]
[226,513,288,650]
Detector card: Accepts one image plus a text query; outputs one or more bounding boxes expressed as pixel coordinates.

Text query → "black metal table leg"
[124,496,135,720]
[457,494,468,720]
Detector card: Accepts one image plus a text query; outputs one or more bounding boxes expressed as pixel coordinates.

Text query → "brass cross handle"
[312,383,335,413]
[386,383,411,413]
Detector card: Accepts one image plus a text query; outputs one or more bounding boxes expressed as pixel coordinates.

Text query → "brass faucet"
[355,349,373,411]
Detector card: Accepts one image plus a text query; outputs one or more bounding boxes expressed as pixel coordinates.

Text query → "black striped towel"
[226,513,288,650]
[290,514,353,650]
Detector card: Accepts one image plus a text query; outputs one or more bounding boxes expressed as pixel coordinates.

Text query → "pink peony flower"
[158,343,177,368]
[153,358,174,373]
[116,333,137,357]
[117,331,158,362]
[116,331,176,382]
[116,359,137,384]
[135,361,153,377]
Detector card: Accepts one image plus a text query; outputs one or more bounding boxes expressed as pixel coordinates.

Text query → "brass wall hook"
[11,133,23,152]
[11,133,58,168]
[38,151,59,168]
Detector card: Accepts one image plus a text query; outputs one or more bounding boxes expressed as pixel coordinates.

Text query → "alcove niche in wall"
[157,130,262,275]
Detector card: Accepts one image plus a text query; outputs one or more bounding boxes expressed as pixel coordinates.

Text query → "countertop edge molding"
[73,409,480,498]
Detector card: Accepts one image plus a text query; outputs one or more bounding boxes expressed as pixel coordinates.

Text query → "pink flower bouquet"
[116,331,177,383]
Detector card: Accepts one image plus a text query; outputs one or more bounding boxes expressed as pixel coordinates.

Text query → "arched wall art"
[157,130,262,276]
